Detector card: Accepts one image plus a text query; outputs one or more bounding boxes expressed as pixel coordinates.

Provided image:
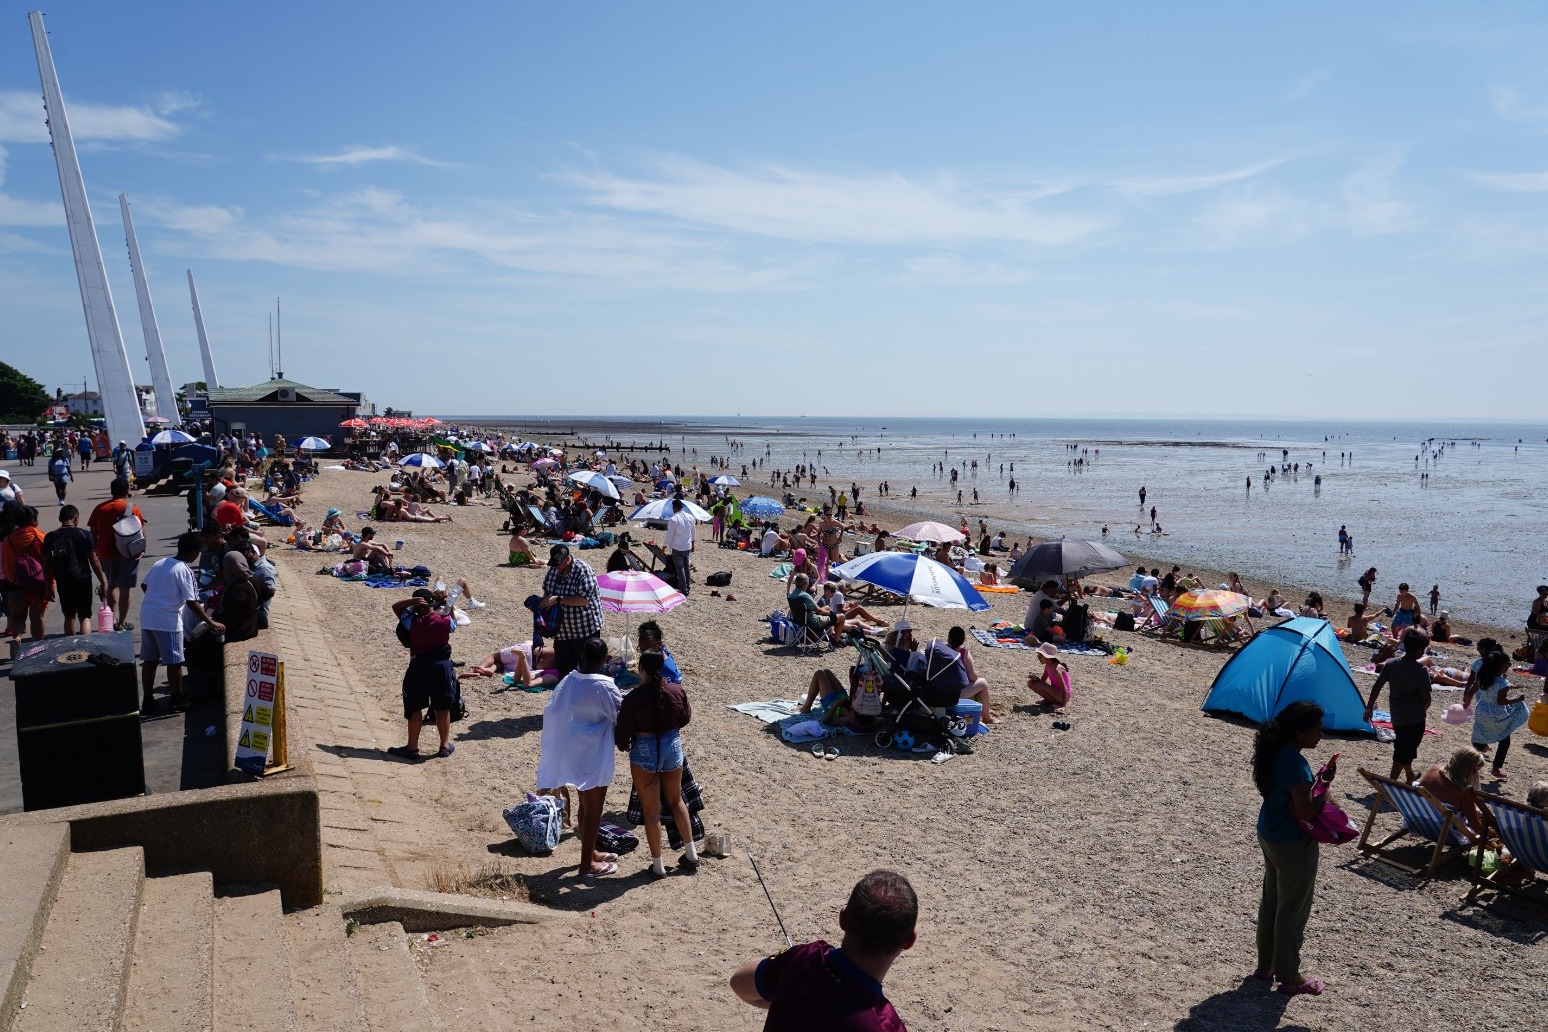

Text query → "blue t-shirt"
[1257,747,1313,844]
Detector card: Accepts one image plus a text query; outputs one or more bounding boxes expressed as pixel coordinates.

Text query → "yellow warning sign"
[251,731,269,752]
[238,729,252,748]
[254,705,272,727]
[243,704,255,723]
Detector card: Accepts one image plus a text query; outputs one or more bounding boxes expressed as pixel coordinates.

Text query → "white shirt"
[663,509,697,552]
[535,671,622,791]
[140,555,199,634]
[761,529,782,555]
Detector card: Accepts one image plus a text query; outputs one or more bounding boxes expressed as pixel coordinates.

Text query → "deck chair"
[246,497,294,526]
[785,593,833,654]
[1356,768,1478,878]
[1138,595,1172,634]
[524,504,559,537]
[1467,794,1548,907]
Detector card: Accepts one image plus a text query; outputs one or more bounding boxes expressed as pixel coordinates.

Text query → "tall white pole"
[30,10,145,446]
[187,269,221,387]
[120,194,178,423]
[275,296,283,378]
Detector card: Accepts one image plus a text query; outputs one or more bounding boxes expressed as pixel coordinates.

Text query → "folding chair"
[246,497,294,526]
[1138,595,1172,635]
[1467,794,1548,907]
[1356,768,1478,878]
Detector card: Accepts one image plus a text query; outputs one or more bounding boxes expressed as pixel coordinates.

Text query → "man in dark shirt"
[42,504,105,635]
[731,869,916,1031]
[1364,629,1433,782]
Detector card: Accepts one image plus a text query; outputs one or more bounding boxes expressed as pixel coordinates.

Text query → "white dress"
[535,671,622,791]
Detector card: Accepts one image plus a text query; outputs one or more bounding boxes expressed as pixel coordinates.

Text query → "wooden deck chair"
[246,497,294,526]
[641,540,684,589]
[1138,595,1173,635]
[524,504,559,537]
[1356,767,1478,878]
[1467,794,1548,907]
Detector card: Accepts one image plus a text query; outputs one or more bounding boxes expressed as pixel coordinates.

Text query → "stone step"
[282,905,368,1032]
[346,922,441,1032]
[12,846,145,1032]
[212,888,298,1032]
[0,823,71,1032]
[120,872,215,1032]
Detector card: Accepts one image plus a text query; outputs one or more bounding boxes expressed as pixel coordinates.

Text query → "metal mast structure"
[119,194,178,423]
[30,10,145,445]
[187,269,221,388]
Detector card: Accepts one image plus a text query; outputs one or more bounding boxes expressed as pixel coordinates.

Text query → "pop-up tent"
[1202,617,1373,733]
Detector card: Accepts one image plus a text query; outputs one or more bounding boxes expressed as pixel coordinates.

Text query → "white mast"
[187,269,221,388]
[119,194,178,423]
[275,296,283,378]
[30,10,145,446]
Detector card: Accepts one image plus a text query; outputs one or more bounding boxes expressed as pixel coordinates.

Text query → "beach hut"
[1201,617,1373,733]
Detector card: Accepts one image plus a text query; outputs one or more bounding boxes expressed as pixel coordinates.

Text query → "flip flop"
[1277,978,1324,997]
[583,861,618,879]
[811,743,828,758]
[824,745,840,760]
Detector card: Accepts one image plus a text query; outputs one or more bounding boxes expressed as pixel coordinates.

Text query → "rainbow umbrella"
[1168,589,1252,620]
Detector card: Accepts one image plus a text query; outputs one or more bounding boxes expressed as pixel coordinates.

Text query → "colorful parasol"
[595,571,686,614]
[1168,589,1252,620]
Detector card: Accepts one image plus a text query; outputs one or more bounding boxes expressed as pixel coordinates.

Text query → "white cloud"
[903,253,1035,285]
[1195,187,1316,247]
[1468,170,1548,192]
[1287,69,1331,100]
[0,90,182,144]
[562,156,1108,247]
[275,145,452,169]
[1342,154,1417,234]
[1488,85,1548,124]
[1115,161,1284,198]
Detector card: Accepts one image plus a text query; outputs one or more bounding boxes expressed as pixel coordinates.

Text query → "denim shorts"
[629,728,684,773]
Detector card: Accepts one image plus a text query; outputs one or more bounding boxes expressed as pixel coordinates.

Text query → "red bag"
[1297,764,1359,845]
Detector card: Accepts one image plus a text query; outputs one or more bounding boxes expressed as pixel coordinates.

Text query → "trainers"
[467,599,487,610]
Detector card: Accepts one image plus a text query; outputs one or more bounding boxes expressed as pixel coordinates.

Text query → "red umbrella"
[340,418,368,428]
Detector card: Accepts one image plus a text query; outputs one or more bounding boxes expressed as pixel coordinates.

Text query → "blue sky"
[1,2,1546,419]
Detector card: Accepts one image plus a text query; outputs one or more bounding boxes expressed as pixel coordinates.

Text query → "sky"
[0,2,1545,420]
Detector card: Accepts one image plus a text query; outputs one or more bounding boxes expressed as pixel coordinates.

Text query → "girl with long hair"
[615,650,698,877]
[1250,700,1335,997]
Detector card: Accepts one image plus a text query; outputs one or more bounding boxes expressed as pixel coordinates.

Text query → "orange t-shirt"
[87,498,145,563]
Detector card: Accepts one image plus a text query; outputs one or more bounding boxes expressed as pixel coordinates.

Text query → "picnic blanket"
[625,759,705,849]
[970,627,1122,657]
[727,699,803,723]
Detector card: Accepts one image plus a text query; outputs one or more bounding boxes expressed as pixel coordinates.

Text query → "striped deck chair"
[246,497,294,526]
[1356,768,1478,878]
[1468,794,1548,906]
[1138,595,1173,635]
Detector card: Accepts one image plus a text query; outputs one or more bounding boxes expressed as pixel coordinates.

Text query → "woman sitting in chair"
[1418,747,1490,839]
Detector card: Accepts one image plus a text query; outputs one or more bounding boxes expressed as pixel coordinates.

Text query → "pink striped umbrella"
[595,571,686,614]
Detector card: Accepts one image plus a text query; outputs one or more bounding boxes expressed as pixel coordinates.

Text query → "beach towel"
[728,699,804,723]
[971,627,1036,650]
[769,562,792,580]
[366,575,428,588]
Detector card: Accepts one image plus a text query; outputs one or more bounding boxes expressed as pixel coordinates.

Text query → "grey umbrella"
[1007,538,1130,589]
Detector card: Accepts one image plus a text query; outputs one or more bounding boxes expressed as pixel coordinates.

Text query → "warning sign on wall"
[236,650,281,776]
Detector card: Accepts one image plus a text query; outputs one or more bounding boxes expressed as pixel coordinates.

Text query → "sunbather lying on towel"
[460,640,558,687]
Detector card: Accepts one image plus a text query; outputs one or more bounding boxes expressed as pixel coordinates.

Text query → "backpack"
[503,793,565,854]
[112,513,146,560]
[44,529,87,582]
[12,554,46,594]
[395,611,414,648]
[706,571,732,587]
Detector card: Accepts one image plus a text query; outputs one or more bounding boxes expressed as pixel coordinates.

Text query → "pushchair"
[851,637,971,753]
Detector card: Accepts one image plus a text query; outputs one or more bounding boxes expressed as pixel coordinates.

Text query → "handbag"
[503,793,565,854]
[1297,766,1359,845]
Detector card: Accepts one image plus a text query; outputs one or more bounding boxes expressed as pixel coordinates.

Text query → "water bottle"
[446,585,463,611]
[96,601,116,634]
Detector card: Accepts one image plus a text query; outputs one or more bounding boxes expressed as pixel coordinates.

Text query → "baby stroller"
[852,637,971,753]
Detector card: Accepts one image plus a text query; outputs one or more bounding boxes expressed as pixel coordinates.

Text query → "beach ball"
[1529,701,1548,738]
[1442,703,1472,726]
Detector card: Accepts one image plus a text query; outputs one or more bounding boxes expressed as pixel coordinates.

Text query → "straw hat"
[1035,642,1061,661]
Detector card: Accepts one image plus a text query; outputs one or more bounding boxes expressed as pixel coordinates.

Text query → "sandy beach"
[267,461,1548,1032]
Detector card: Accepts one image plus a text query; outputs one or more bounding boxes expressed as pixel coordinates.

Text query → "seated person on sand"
[1009,542,1023,562]
[509,529,537,566]
[1347,603,1371,640]
[788,573,844,644]
[321,507,347,537]
[873,529,890,553]
[1299,592,1324,619]
[821,581,887,636]
[352,527,394,567]
[980,563,1000,587]
[1260,589,1289,617]
[460,640,558,687]
[1026,642,1072,710]
[946,626,998,724]
[1025,599,1062,646]
[932,540,958,568]
[637,620,682,683]
[1418,747,1491,840]
[760,524,788,557]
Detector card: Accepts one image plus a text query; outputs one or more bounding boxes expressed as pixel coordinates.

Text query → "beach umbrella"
[740,496,785,519]
[531,457,558,470]
[894,520,965,544]
[143,415,169,425]
[295,436,330,451]
[596,571,686,614]
[1169,589,1252,621]
[150,429,196,445]
[832,552,991,612]
[398,452,446,468]
[628,497,712,522]
[340,418,369,428]
[1008,538,1129,589]
[569,470,622,500]
[709,474,740,487]
[463,441,493,452]
[607,474,635,491]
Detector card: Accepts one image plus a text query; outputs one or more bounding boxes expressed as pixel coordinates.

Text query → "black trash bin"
[12,631,144,811]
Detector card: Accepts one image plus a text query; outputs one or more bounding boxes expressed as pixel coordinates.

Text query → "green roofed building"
[206,377,359,444]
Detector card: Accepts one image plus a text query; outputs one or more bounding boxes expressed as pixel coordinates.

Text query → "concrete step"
[282,906,368,1032]
[0,823,71,1032]
[12,846,145,1032]
[121,872,215,1032]
[346,922,441,1032]
[212,888,298,1032]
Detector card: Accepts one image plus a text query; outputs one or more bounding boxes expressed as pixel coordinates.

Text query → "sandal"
[385,745,422,761]
[824,745,840,760]
[1277,978,1324,997]
[583,861,618,879]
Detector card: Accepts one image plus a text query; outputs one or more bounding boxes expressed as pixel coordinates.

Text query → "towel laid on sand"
[727,699,803,723]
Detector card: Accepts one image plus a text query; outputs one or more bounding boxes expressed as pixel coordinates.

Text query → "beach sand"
[266,465,1548,1031]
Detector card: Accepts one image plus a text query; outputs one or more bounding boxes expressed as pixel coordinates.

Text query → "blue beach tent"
[1202,618,1373,733]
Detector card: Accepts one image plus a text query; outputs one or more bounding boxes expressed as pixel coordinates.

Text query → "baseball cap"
[894,618,914,631]
[547,544,570,567]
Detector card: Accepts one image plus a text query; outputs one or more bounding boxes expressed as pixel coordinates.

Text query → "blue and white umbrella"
[740,496,785,519]
[295,436,331,451]
[398,452,446,469]
[628,497,712,523]
[463,441,493,452]
[709,474,740,487]
[150,429,196,446]
[568,469,622,500]
[831,552,991,612]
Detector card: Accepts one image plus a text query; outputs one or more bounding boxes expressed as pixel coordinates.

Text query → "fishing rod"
[748,854,794,948]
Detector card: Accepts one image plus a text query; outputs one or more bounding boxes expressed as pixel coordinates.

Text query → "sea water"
[460,415,1548,630]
